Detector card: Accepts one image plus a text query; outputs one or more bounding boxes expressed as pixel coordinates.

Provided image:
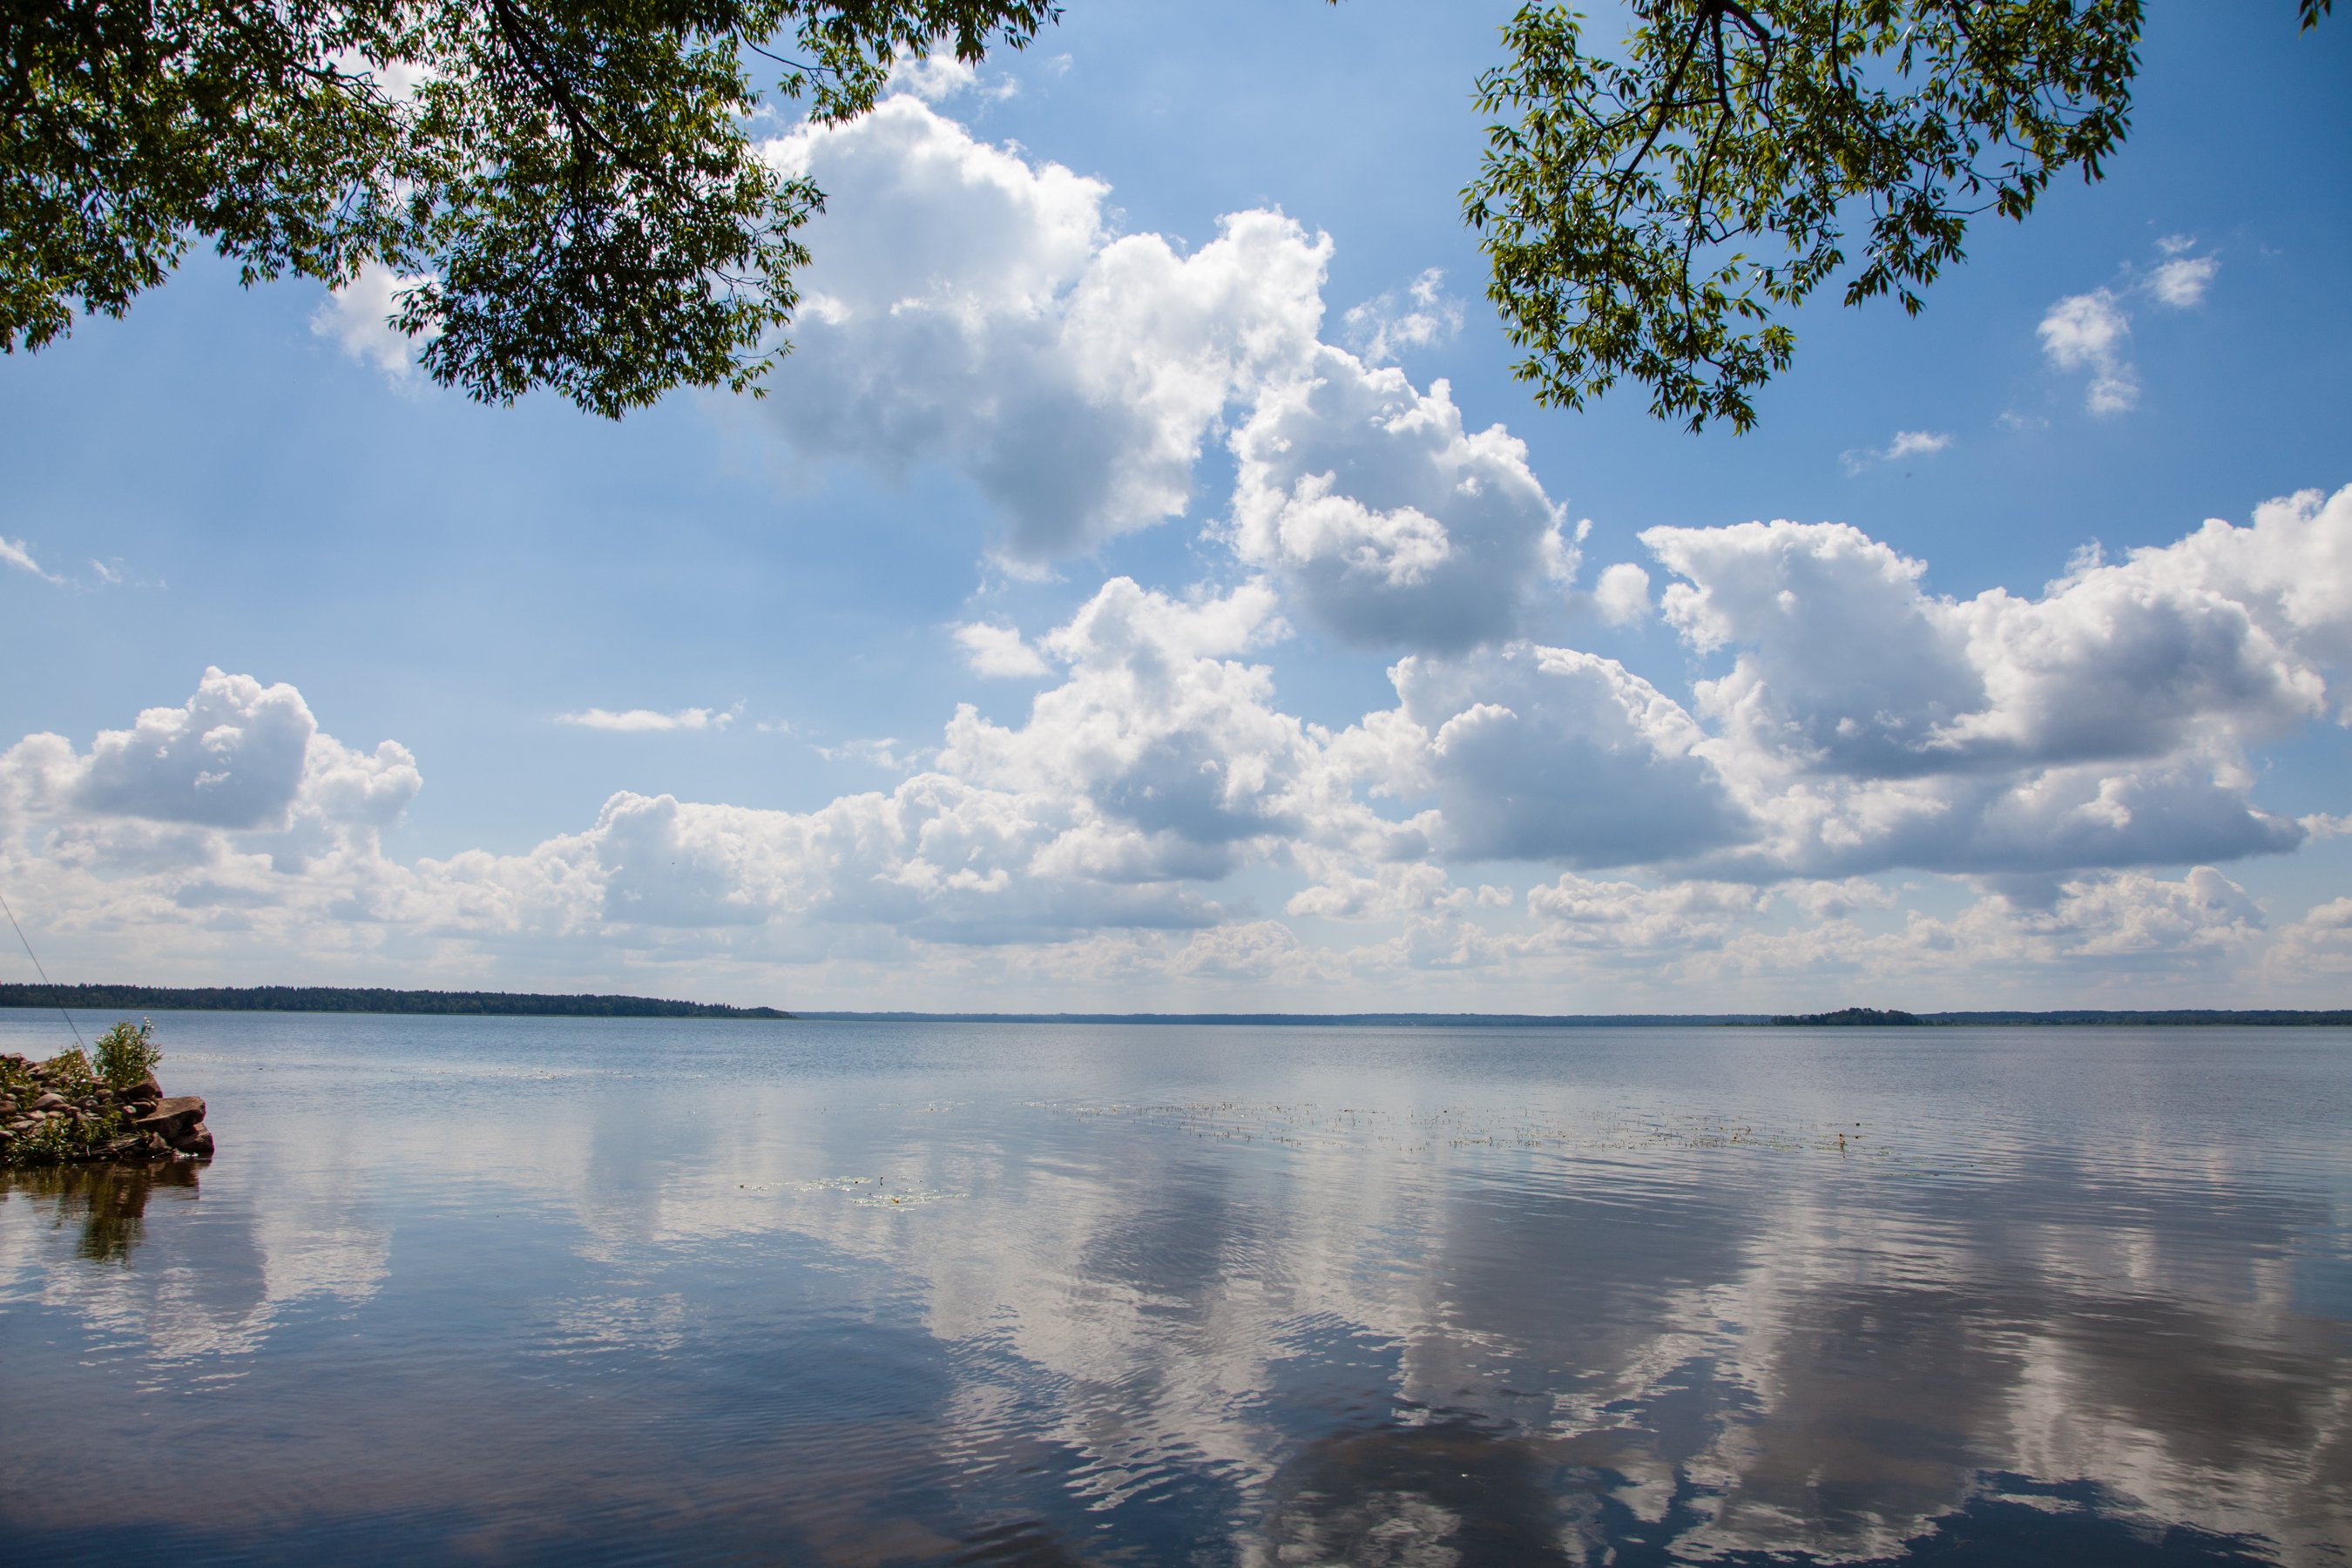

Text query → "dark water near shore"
[2,1010,2347,1566]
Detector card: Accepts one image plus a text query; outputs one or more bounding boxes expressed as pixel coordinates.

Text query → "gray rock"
[30,1092,66,1111]
[173,1122,215,1157]
[132,1096,206,1139]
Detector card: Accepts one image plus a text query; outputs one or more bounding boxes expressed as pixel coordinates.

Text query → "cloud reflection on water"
[727,1092,2348,1563]
[0,1019,2344,1564]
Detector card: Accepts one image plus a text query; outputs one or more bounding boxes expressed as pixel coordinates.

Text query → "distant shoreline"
[0,988,2342,1026]
[796,1009,2352,1027]
[0,984,791,1020]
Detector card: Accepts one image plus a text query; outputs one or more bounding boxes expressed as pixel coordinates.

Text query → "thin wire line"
[0,889,85,1051]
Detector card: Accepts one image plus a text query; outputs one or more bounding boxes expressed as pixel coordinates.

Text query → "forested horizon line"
[2,987,2344,1026]
[0,984,792,1020]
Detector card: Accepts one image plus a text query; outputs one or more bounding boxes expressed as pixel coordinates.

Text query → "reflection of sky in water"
[0,1011,2345,1565]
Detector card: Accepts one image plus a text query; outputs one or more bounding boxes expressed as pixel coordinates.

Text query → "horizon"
[7,983,2349,1028]
[3,4,2348,1014]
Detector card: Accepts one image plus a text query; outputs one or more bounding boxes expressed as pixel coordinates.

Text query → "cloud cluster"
[1242,483,2349,915]
[1640,487,2349,877]
[405,579,1363,945]
[7,484,2348,1010]
[1,669,418,929]
[2037,240,2221,414]
[304,96,1581,658]
[70,668,332,831]
[756,97,1583,652]
[16,93,2346,1005]
[759,98,1330,561]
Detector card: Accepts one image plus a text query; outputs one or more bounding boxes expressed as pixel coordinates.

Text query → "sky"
[3,2,2349,1014]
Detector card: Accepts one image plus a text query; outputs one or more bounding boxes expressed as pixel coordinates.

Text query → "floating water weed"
[1027,1096,1895,1170]
[849,1187,965,1209]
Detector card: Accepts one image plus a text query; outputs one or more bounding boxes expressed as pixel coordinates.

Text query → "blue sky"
[3,2,2348,1011]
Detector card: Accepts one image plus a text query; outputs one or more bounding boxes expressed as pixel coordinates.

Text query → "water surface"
[3,1010,2347,1565]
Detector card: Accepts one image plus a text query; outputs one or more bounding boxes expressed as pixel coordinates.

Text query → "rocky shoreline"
[0,1052,213,1166]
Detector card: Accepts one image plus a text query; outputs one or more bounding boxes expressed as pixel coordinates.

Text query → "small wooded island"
[1772,1007,1923,1026]
[0,1022,211,1168]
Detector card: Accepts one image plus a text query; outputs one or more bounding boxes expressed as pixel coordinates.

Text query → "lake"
[2,1010,2347,1565]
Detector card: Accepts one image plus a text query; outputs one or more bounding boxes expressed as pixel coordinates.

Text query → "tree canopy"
[0,1,2332,424]
[1463,0,2332,432]
[2,1,1053,417]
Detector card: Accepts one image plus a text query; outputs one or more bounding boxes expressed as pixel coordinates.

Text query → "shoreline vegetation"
[1,987,2342,1026]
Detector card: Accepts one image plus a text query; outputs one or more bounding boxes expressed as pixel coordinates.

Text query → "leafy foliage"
[1464,0,2153,431]
[41,1045,96,1093]
[5,2,2328,427]
[92,1018,162,1088]
[9,1105,125,1166]
[2,1,1057,417]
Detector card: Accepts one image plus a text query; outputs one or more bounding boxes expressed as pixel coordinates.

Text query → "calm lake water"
[1,1010,2347,1565]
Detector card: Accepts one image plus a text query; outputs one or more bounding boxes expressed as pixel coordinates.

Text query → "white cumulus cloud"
[2034,240,2220,416]
[1227,348,1574,651]
[760,97,1329,560]
[2038,289,2137,415]
[890,47,980,102]
[1842,429,1951,475]
[71,668,321,830]
[558,706,738,733]
[759,93,1572,649]
[2147,253,2220,308]
[1641,485,2352,876]
[312,264,434,388]
[3,486,2345,1004]
[954,621,1051,678]
[939,578,1325,878]
[1340,267,1464,364]
[1378,643,1750,868]
[1593,562,1652,626]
